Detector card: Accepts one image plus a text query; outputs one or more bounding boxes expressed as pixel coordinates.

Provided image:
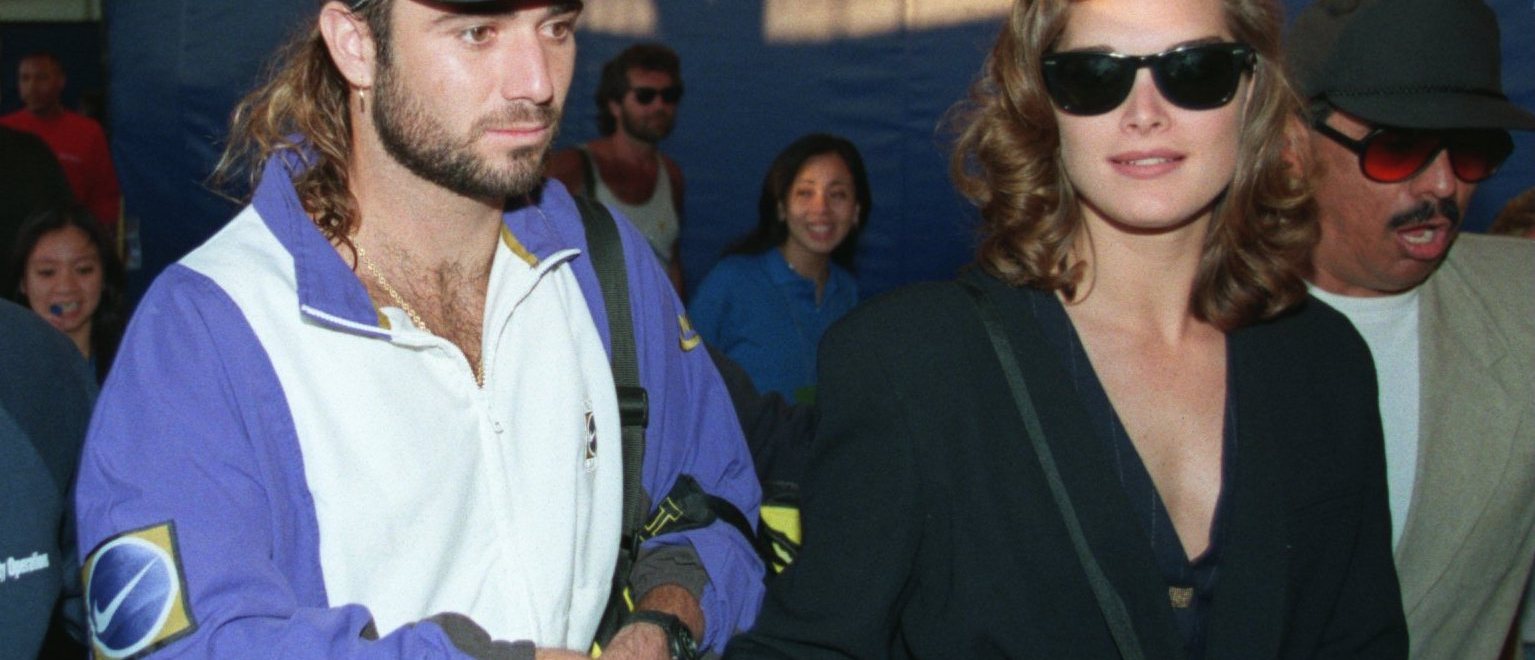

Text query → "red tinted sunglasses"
[1312,116,1513,184]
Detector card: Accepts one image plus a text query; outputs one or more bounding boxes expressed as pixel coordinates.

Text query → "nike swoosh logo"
[92,558,158,635]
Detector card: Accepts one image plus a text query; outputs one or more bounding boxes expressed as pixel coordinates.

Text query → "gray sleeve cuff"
[425,613,537,660]
[629,543,709,602]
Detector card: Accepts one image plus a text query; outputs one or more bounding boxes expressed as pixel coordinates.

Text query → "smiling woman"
[724,0,1407,658]
[4,203,125,382]
[687,133,871,404]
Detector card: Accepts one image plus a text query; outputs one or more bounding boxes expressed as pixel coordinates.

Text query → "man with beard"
[548,44,686,293]
[1288,0,1535,657]
[72,1,762,658]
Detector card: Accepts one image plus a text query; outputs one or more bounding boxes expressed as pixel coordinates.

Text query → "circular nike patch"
[83,522,195,658]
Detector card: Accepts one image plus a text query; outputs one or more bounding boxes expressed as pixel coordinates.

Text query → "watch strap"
[624,610,699,660]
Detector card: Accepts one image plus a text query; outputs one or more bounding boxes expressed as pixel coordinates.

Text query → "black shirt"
[1031,289,1236,660]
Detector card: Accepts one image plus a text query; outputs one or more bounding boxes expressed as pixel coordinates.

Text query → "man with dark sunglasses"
[549,43,688,293]
[1288,0,1535,658]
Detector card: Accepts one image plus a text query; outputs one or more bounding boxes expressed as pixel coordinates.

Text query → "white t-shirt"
[1310,286,1421,550]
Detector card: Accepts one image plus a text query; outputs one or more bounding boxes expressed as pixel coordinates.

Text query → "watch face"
[674,625,699,660]
[629,610,698,660]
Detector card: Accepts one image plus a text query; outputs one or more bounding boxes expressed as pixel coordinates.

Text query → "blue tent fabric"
[106,1,1535,305]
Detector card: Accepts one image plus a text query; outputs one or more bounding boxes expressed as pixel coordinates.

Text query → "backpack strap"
[575,198,769,650]
[576,194,653,651]
[577,146,600,200]
[573,195,649,538]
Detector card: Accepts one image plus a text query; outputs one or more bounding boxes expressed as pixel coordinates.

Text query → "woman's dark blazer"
[725,272,1407,659]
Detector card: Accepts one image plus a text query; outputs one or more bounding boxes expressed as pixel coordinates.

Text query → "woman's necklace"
[356,244,485,387]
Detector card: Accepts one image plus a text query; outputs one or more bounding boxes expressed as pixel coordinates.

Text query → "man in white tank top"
[549,43,686,294]
[1290,1,1535,658]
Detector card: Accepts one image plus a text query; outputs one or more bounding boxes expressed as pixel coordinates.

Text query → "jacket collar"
[1395,246,1521,611]
[759,249,854,300]
[249,150,587,336]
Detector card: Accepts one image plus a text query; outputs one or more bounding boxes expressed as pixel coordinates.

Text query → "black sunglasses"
[630,85,683,106]
[1041,43,1256,116]
[1311,116,1514,184]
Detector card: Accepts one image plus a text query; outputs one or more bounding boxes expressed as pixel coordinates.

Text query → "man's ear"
[318,1,378,90]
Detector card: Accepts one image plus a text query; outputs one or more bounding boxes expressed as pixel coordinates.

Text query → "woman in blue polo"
[689,134,870,405]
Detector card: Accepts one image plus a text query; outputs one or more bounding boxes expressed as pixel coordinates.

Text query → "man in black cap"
[71,1,763,658]
[1289,0,1535,657]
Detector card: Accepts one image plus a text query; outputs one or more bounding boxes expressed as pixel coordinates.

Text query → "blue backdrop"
[104,1,1535,302]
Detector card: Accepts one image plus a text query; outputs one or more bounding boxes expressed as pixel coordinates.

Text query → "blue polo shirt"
[689,250,858,403]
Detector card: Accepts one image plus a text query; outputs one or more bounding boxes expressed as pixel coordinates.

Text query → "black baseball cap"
[1287,0,1535,131]
[346,0,511,8]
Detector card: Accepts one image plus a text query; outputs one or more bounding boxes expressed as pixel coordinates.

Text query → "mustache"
[473,103,559,132]
[1387,198,1462,230]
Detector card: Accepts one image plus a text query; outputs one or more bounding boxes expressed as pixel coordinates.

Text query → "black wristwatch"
[625,610,700,660]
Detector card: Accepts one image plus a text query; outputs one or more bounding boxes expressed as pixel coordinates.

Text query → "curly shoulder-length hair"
[948,0,1316,330]
[212,0,393,253]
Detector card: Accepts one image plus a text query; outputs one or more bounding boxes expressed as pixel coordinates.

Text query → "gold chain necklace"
[356,245,431,333]
[355,244,486,387]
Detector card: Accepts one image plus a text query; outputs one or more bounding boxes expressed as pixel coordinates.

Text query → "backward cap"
[346,0,505,8]
[1286,0,1535,131]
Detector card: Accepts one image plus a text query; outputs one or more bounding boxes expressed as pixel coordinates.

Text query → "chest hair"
[363,256,489,382]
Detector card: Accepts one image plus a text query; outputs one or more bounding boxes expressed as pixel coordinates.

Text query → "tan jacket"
[1396,233,1535,660]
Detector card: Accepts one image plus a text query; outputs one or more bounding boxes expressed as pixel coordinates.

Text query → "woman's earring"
[358,89,367,113]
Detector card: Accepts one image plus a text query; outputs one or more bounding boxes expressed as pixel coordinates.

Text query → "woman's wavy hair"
[211,0,393,253]
[947,0,1317,330]
[5,204,127,382]
[728,133,873,271]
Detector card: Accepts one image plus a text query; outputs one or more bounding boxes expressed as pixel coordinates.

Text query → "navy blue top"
[0,299,97,658]
[1029,289,1236,660]
[688,251,858,403]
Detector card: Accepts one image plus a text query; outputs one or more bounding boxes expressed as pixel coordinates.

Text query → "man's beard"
[620,107,674,144]
[373,60,560,200]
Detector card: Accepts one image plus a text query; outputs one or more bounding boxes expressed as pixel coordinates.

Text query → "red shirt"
[0,109,120,229]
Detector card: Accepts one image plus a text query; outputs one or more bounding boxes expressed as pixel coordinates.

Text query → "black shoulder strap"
[576,196,770,597]
[958,279,1147,660]
[574,195,649,538]
[577,147,599,199]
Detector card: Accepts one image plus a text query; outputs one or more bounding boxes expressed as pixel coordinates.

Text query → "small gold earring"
[358,89,366,112]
